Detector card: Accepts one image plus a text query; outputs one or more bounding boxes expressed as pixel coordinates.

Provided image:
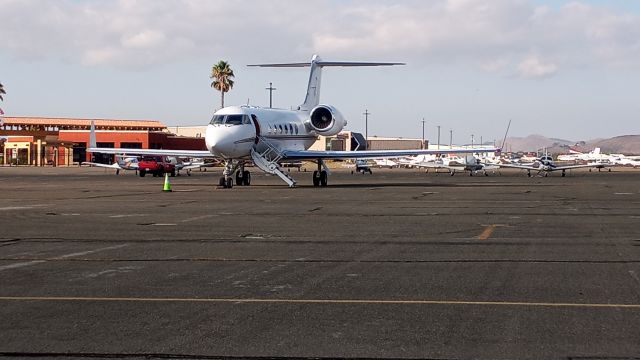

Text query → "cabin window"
[294,124,299,135]
[278,125,283,134]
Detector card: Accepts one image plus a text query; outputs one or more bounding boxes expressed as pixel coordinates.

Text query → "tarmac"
[0,165,639,359]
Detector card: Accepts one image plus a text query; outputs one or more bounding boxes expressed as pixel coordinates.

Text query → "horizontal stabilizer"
[247,54,404,111]
[247,61,405,68]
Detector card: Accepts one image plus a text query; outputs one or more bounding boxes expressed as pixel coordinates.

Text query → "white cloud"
[516,56,558,78]
[0,0,639,75]
[121,30,166,49]
[82,48,121,66]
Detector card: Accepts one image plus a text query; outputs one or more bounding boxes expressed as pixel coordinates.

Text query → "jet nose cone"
[206,125,230,156]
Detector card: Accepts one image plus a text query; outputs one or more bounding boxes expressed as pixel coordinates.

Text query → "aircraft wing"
[179,162,216,171]
[88,147,214,158]
[415,162,445,169]
[280,148,500,160]
[481,164,500,170]
[82,162,122,170]
[496,163,607,171]
[552,163,608,171]
[494,163,539,170]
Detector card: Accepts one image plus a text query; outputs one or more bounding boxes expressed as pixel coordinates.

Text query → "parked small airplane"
[496,154,608,177]
[83,155,209,176]
[420,155,500,176]
[610,156,640,168]
[89,54,499,188]
[82,155,139,175]
[372,158,398,168]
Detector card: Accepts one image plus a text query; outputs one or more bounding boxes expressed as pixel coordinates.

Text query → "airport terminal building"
[0,117,205,166]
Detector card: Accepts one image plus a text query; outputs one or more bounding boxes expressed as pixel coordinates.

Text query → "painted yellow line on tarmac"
[0,296,638,309]
[477,224,498,240]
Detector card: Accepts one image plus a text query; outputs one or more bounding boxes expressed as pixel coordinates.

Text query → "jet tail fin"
[248,54,404,111]
[89,121,97,149]
[499,119,512,154]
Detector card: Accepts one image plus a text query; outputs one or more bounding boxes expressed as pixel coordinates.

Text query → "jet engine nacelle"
[307,105,347,136]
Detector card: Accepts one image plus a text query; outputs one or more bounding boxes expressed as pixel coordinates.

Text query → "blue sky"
[1,0,639,142]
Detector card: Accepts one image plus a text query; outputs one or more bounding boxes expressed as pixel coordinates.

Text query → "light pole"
[471,134,475,148]
[421,118,426,149]
[449,129,453,148]
[363,109,371,149]
[437,125,441,150]
[265,82,276,108]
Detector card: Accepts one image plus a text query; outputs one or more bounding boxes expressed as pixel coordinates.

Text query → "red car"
[138,156,176,177]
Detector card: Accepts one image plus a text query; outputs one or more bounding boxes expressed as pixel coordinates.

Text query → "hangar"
[0,117,205,166]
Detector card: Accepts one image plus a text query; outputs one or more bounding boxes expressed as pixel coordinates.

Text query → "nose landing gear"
[218,160,249,189]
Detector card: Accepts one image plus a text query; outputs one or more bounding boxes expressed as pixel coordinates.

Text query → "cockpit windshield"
[209,114,251,126]
[210,115,225,125]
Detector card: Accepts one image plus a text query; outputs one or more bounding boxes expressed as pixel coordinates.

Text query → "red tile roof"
[1,116,166,129]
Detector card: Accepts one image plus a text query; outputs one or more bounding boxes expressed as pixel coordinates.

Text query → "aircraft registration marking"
[0,296,638,309]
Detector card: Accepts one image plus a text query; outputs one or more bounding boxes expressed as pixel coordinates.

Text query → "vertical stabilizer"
[89,121,97,149]
[299,55,323,112]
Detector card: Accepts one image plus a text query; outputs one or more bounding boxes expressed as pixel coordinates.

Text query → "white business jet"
[89,55,499,188]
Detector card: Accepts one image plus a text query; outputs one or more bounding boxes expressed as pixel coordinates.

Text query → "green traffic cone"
[163,173,172,192]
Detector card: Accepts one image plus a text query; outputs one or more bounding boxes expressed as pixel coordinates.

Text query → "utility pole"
[363,109,371,149]
[437,125,441,150]
[421,118,426,149]
[265,82,276,108]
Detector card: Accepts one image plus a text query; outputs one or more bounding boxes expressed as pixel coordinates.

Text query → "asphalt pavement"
[0,165,639,359]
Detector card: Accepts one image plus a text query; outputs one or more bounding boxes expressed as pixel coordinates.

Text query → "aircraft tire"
[140,170,146,177]
[219,177,226,187]
[226,178,233,188]
[243,171,251,186]
[320,170,328,186]
[312,171,320,187]
[235,171,244,186]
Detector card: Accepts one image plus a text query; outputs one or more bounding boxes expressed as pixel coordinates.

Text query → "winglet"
[89,120,97,149]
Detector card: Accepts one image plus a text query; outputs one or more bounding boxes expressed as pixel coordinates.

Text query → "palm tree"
[0,82,5,102]
[210,61,235,109]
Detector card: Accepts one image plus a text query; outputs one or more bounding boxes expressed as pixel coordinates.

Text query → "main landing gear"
[312,160,328,187]
[218,160,251,189]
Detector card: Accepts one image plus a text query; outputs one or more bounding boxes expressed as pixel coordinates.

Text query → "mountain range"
[501,134,640,155]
